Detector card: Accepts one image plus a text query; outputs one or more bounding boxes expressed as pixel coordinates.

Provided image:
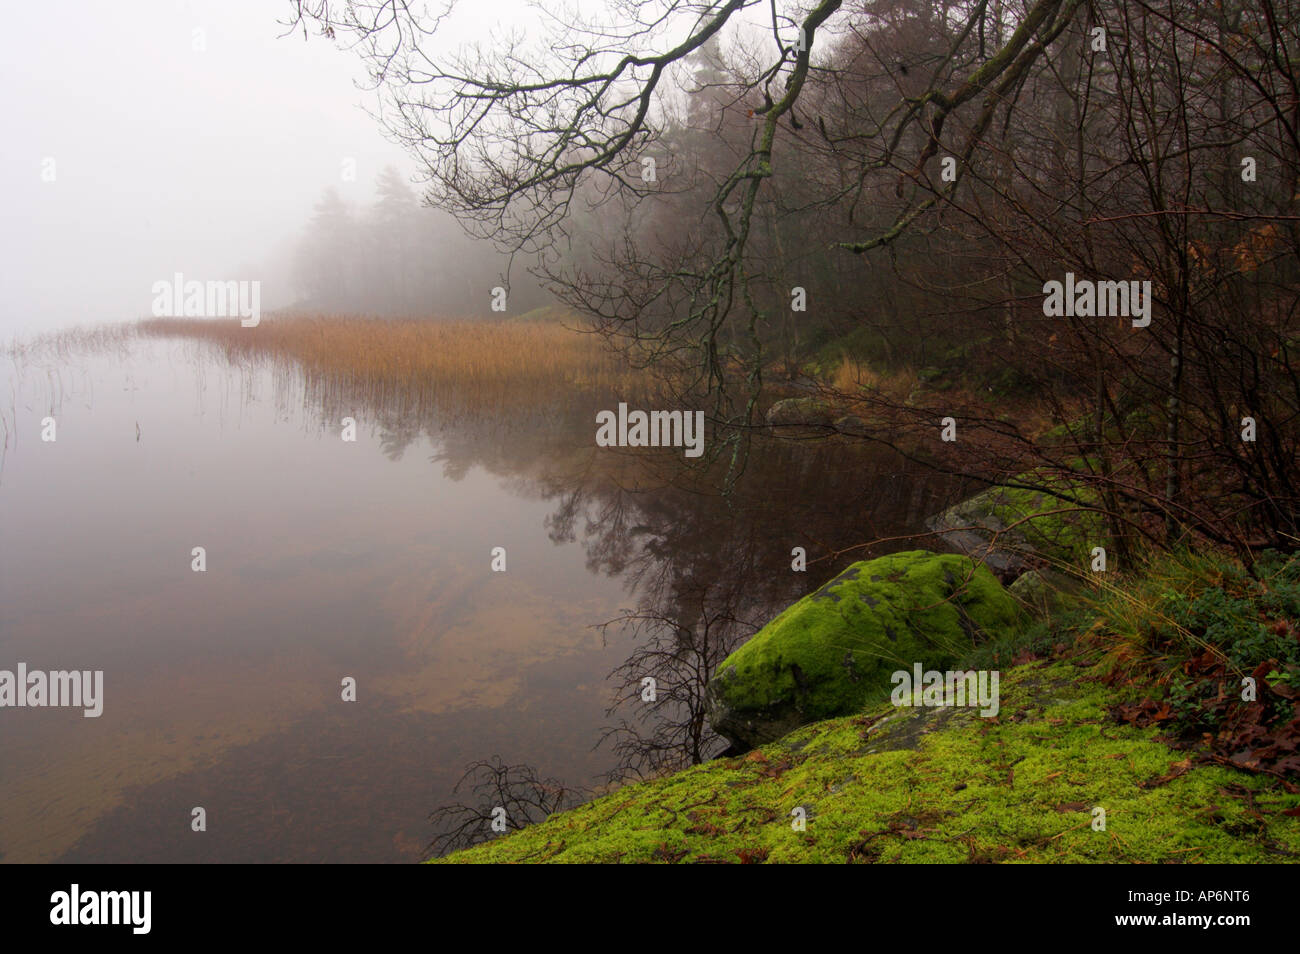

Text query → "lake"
[0,328,967,862]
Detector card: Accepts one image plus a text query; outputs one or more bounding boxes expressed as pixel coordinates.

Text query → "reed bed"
[5,323,136,364]
[137,314,650,416]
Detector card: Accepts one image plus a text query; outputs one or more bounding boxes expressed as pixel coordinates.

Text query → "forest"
[285,0,1299,567]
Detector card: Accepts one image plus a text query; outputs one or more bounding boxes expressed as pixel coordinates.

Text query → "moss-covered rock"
[1007,568,1081,617]
[834,414,868,436]
[705,551,1024,751]
[926,476,1104,577]
[434,657,1300,863]
[765,396,834,427]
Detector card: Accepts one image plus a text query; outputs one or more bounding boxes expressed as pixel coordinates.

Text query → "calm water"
[0,332,966,862]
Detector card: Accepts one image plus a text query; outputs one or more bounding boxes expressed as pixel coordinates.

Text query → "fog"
[0,0,556,339]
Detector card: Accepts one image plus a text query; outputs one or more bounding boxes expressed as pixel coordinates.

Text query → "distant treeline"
[291,167,551,317]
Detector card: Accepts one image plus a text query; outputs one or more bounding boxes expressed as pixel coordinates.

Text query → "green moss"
[434,658,1300,864]
[707,551,1024,747]
[431,549,1300,865]
[935,474,1104,570]
[1008,569,1070,617]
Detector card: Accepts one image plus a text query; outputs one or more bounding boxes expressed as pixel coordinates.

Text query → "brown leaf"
[1139,758,1193,789]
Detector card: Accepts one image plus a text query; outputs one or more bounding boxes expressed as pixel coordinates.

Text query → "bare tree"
[284,0,1299,559]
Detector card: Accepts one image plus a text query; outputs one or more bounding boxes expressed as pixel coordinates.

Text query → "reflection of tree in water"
[290,368,967,845]
[531,436,971,782]
[425,757,587,859]
[377,419,423,462]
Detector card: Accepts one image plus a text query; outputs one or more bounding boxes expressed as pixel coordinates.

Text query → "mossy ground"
[435,654,1300,863]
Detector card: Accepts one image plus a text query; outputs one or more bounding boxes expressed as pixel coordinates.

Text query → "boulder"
[925,478,1103,578]
[1006,568,1078,617]
[706,550,1024,751]
[765,397,835,428]
[834,414,868,436]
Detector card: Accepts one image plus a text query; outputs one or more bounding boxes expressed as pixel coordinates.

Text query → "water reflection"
[0,330,965,862]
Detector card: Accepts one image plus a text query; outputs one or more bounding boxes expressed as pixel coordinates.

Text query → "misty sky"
[1,0,782,340]
[0,0,538,338]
